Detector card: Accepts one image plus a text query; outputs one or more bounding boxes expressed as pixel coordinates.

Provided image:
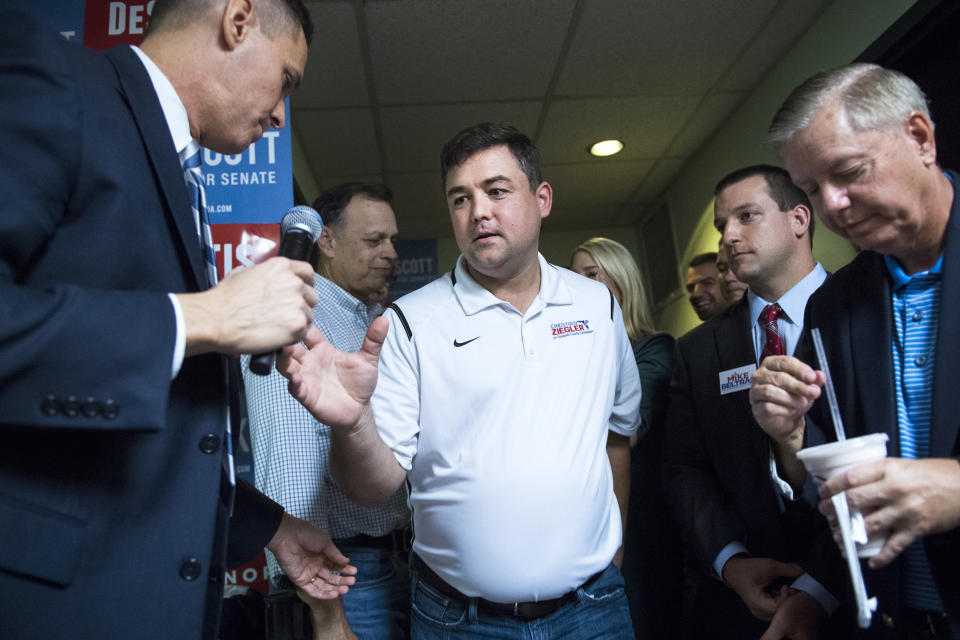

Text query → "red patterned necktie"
[760,303,784,362]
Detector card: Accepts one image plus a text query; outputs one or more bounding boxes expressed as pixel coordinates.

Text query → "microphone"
[249,206,324,375]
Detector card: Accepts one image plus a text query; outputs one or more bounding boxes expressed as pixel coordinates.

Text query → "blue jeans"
[410,562,635,640]
[339,546,410,640]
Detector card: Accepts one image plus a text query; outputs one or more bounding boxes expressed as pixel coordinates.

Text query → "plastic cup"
[796,433,889,558]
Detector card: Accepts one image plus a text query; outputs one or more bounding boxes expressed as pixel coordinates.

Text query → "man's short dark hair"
[312,182,393,228]
[148,0,314,46]
[688,252,718,269]
[713,164,815,243]
[440,122,543,193]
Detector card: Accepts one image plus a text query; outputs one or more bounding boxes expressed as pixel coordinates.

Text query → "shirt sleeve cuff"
[168,293,186,379]
[769,443,796,501]
[714,541,749,580]
[791,572,840,616]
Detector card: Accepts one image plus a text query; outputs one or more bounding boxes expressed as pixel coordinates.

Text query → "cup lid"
[797,432,889,462]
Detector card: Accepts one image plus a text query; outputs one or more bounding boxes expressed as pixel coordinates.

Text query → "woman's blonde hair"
[572,237,654,343]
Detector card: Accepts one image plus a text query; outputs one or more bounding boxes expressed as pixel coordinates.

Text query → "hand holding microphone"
[249,206,324,374]
[177,206,323,359]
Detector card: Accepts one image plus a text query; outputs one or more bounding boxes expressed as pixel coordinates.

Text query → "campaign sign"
[225,551,269,595]
[83,0,153,49]
[211,223,281,278]
[391,239,439,300]
[203,115,296,225]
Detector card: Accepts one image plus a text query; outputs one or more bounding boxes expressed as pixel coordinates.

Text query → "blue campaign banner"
[203,101,295,225]
[9,0,85,41]
[391,239,440,300]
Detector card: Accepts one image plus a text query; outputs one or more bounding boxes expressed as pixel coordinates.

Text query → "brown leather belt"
[411,553,598,620]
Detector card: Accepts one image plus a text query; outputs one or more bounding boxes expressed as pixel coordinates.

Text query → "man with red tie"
[662,165,839,639]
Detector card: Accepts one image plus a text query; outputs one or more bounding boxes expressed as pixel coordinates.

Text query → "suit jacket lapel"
[715,300,769,461]
[104,45,206,290]
[931,172,960,457]
[850,253,898,448]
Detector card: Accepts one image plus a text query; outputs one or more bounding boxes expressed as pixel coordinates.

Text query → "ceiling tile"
[538,95,700,162]
[669,91,746,157]
[293,108,381,176]
[556,0,777,96]
[380,102,542,173]
[366,0,576,103]
[297,2,369,108]
[716,0,832,92]
[544,160,655,208]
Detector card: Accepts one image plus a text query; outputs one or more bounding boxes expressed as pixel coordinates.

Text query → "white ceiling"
[292,0,834,239]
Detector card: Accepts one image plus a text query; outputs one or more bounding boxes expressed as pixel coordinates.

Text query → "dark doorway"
[862,0,960,170]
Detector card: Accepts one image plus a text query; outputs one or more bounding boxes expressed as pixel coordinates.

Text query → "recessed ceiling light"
[589,139,624,157]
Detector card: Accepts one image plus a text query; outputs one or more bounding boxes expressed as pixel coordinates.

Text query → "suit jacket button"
[61,395,80,418]
[101,399,119,420]
[179,558,202,581]
[199,434,220,454]
[41,395,59,416]
[82,397,99,418]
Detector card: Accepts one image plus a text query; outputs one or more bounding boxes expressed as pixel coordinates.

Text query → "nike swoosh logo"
[453,337,479,348]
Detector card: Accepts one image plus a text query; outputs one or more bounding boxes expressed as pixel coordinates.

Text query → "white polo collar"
[452,253,572,316]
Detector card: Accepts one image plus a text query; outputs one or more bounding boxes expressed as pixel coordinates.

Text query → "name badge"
[719,364,756,395]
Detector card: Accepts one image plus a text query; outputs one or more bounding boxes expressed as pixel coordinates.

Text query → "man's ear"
[535,181,553,220]
[905,110,938,168]
[221,0,255,51]
[790,204,812,240]
[316,227,335,259]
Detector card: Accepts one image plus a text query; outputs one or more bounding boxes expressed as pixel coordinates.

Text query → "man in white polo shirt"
[278,122,641,639]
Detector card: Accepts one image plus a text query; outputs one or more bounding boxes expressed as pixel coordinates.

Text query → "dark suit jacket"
[0,13,281,639]
[662,297,843,637]
[803,169,960,638]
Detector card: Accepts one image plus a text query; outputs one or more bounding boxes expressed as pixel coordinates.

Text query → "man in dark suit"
[752,63,960,639]
[662,165,842,639]
[0,2,354,638]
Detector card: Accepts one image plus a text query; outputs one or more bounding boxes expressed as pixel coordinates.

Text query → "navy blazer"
[803,169,960,638]
[0,13,281,639]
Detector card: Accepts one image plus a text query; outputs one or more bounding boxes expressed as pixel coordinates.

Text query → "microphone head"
[280,205,324,241]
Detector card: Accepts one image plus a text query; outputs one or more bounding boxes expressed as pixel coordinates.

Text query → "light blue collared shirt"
[885,251,944,611]
[747,263,828,363]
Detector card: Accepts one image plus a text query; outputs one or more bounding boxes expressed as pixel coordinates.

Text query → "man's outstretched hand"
[277,317,388,430]
[267,513,357,600]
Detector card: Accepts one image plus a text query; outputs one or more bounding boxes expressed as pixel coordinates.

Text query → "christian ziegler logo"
[551,319,593,339]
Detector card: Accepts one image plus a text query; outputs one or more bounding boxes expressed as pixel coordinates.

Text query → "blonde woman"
[571,237,679,640]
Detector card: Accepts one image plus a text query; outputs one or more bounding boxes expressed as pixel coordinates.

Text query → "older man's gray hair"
[768,63,933,151]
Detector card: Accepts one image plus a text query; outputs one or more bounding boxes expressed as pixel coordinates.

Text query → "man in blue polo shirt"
[750,63,960,639]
